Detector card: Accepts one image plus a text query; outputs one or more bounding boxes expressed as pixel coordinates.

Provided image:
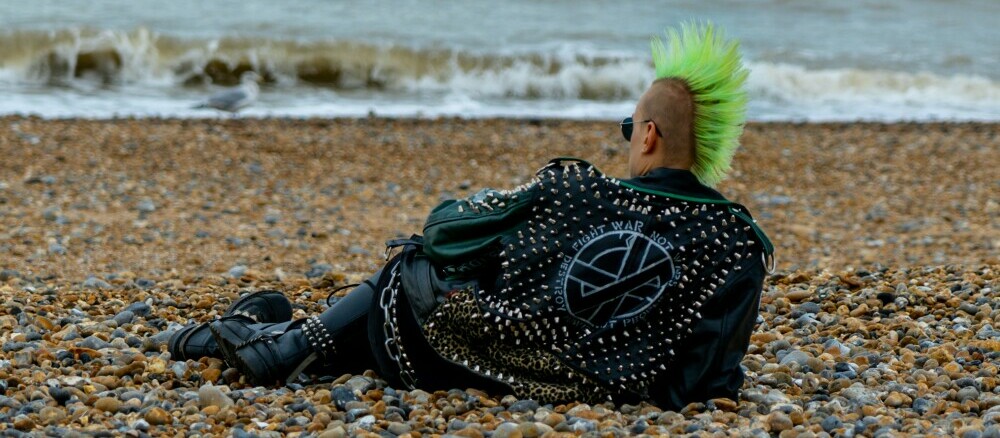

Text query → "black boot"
[209,316,320,386]
[209,280,382,386]
[168,290,294,361]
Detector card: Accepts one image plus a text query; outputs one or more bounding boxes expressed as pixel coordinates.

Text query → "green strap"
[543,158,774,256]
[619,181,734,205]
[728,206,774,256]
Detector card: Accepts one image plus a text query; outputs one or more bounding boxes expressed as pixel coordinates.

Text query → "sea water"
[1,0,997,121]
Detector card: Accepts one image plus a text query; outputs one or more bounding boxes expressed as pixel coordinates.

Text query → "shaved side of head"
[638,78,696,165]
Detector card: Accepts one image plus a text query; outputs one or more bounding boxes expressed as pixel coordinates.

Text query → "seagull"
[194,71,261,113]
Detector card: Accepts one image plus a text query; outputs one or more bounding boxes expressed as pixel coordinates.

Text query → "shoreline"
[3,114,999,126]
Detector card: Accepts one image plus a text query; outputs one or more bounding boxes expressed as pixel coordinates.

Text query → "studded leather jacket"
[399,159,773,409]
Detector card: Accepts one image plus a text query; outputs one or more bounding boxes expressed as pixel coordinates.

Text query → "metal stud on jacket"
[460,159,767,399]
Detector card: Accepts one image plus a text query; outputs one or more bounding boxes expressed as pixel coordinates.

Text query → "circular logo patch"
[562,230,674,327]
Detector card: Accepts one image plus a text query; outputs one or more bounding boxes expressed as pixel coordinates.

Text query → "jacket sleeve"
[421,184,538,277]
[650,252,765,409]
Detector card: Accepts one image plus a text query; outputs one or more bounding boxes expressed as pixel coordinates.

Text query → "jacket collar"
[623,167,729,203]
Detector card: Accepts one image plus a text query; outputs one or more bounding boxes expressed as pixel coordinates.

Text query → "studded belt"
[379,265,418,389]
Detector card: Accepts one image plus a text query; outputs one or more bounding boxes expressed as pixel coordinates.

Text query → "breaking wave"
[0,28,651,99]
[1,28,997,120]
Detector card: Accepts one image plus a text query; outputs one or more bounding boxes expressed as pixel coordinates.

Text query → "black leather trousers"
[307,277,381,374]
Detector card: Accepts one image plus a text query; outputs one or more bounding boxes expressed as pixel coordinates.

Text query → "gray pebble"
[345,376,374,393]
[957,387,980,403]
[983,426,1000,438]
[779,349,812,367]
[492,422,520,438]
[448,419,468,431]
[48,387,71,406]
[132,419,150,432]
[821,415,842,432]
[305,263,333,278]
[570,419,597,433]
[77,335,110,350]
[135,278,156,289]
[42,207,61,221]
[356,414,376,430]
[840,384,880,406]
[147,330,175,349]
[793,313,818,328]
[0,395,21,409]
[763,390,791,405]
[768,339,792,353]
[120,391,144,402]
[507,399,540,413]
[136,199,156,213]
[345,408,370,422]
[331,386,358,410]
[109,338,129,349]
[227,265,248,278]
[125,302,152,316]
[48,243,67,255]
[82,276,112,289]
[959,302,980,315]
[11,351,33,367]
[387,422,411,435]
[264,212,281,225]
[912,398,932,414]
[197,384,234,409]
[2,342,29,352]
[0,269,19,281]
[190,422,209,431]
[797,301,821,314]
[631,421,649,434]
[285,402,310,413]
[111,310,135,326]
[757,194,793,206]
[245,162,263,174]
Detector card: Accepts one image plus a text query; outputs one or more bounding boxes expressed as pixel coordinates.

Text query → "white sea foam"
[749,63,998,105]
[0,29,996,121]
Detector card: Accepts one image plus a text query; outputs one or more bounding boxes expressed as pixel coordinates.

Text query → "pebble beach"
[0,117,997,437]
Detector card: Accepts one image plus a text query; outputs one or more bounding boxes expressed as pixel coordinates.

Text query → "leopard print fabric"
[422,288,610,404]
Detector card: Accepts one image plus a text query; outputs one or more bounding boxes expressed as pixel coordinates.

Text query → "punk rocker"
[168,23,774,410]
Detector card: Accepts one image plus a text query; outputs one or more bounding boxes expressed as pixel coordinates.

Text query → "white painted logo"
[558,221,679,328]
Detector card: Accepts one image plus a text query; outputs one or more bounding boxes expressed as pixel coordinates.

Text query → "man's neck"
[651,157,692,173]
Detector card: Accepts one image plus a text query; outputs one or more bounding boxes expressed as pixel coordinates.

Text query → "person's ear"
[642,121,658,154]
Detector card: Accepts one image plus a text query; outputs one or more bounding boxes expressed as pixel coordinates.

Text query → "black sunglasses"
[620,116,663,141]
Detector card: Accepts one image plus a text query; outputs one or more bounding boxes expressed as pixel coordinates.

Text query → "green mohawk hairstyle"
[651,22,749,187]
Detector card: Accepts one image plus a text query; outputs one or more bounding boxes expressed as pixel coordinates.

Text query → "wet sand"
[0,117,997,436]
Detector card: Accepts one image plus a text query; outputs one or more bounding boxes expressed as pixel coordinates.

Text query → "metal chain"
[379,266,418,389]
